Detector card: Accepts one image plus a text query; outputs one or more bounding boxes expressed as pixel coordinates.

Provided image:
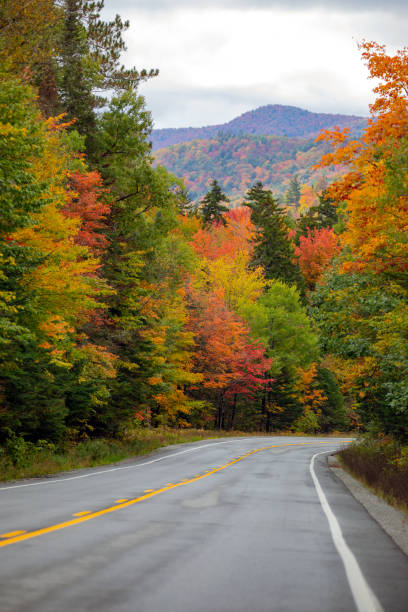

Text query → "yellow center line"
[0,440,345,549]
[0,530,26,538]
[115,498,128,503]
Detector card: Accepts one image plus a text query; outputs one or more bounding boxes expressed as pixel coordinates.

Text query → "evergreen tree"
[59,0,96,152]
[57,0,158,156]
[176,186,196,216]
[245,182,304,290]
[285,175,301,209]
[316,367,348,432]
[200,180,229,225]
[268,368,304,430]
[296,190,338,239]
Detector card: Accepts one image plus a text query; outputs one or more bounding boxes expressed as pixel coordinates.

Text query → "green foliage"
[269,368,304,430]
[316,367,348,432]
[0,77,49,233]
[285,175,301,208]
[199,179,229,225]
[245,182,304,291]
[57,0,158,154]
[311,268,408,440]
[243,280,319,375]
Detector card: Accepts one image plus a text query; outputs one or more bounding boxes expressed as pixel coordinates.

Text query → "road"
[0,436,407,612]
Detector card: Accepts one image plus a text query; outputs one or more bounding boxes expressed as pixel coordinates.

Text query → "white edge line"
[310,451,384,612]
[0,440,243,491]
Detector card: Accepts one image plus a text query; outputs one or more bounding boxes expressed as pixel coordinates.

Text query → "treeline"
[1,2,407,446]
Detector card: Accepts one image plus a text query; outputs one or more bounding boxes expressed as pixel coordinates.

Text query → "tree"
[65,170,111,255]
[55,0,158,153]
[242,280,319,429]
[294,227,341,291]
[296,190,338,238]
[315,367,347,432]
[0,0,59,78]
[187,287,271,429]
[285,174,301,209]
[318,42,408,279]
[200,180,229,226]
[245,182,304,291]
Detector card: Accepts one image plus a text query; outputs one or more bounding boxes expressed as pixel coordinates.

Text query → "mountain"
[154,133,340,207]
[151,104,366,151]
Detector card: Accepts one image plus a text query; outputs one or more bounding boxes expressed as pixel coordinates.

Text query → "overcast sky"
[102,1,407,129]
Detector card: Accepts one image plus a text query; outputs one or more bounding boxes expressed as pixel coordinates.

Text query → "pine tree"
[285,175,301,209]
[296,190,338,238]
[268,368,303,430]
[57,0,158,156]
[176,186,196,216]
[200,180,229,225]
[245,182,304,290]
[60,0,96,152]
[316,367,348,432]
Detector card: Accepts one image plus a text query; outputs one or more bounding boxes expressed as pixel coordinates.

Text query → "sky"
[102,1,407,129]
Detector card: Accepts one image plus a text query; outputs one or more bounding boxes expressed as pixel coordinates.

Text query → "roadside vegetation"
[338,436,408,514]
[0,428,248,482]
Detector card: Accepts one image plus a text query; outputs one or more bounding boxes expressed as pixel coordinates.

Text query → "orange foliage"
[297,363,327,411]
[187,287,271,394]
[317,41,408,274]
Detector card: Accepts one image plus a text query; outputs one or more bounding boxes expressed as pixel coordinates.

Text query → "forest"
[1,1,408,474]
[154,132,339,206]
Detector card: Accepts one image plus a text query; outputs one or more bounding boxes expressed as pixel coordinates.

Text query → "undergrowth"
[0,429,251,482]
[338,435,408,513]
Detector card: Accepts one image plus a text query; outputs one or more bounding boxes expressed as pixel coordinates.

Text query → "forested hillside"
[154,133,340,206]
[151,104,366,150]
[1,0,408,472]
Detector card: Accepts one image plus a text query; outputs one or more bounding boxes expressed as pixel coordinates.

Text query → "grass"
[338,436,408,515]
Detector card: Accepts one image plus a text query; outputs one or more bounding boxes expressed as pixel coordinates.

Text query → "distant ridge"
[151,104,366,151]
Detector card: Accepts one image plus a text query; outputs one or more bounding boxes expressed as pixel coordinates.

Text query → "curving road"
[0,436,407,611]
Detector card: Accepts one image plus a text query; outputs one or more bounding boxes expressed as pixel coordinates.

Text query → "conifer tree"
[58,0,158,155]
[245,182,304,290]
[285,175,301,209]
[200,180,229,225]
[296,190,338,238]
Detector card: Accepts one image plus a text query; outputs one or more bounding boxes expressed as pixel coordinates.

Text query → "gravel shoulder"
[328,454,408,557]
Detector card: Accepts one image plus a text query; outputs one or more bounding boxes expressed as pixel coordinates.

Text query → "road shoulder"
[328,454,408,557]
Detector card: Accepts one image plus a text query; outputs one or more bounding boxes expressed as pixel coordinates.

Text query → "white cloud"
[103,2,406,128]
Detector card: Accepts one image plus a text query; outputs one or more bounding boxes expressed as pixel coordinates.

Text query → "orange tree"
[314,42,408,440]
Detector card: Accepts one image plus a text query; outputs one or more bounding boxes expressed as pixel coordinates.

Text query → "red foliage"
[187,287,272,397]
[191,206,254,260]
[294,228,341,290]
[64,171,111,255]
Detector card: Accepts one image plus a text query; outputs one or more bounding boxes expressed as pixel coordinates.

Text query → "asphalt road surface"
[1,436,407,612]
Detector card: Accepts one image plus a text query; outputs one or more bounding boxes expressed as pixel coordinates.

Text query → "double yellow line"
[0,440,339,549]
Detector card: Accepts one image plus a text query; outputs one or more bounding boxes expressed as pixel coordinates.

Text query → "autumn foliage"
[294,228,341,290]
